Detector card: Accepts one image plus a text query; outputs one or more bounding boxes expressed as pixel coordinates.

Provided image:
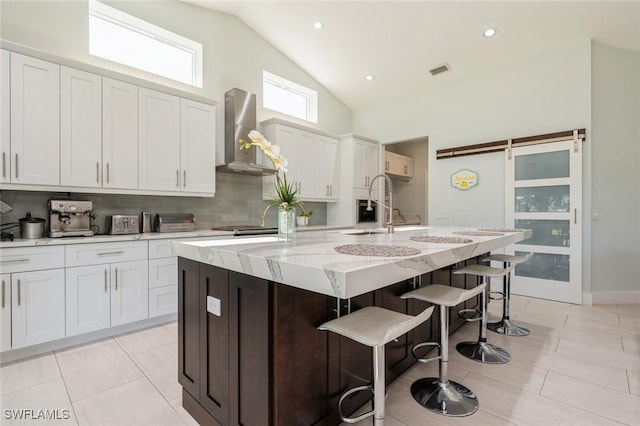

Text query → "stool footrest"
[411,342,441,363]
[457,308,482,322]
[488,291,505,301]
[339,385,374,423]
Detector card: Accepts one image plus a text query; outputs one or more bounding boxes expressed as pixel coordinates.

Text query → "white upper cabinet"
[384,151,414,179]
[10,52,60,185]
[1,50,10,184]
[318,135,339,200]
[103,78,139,189]
[60,67,103,187]
[261,121,340,202]
[138,88,181,191]
[180,98,216,194]
[354,138,379,191]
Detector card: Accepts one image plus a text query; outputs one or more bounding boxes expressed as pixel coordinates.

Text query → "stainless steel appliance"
[106,215,139,235]
[48,199,94,238]
[19,212,45,239]
[216,88,275,175]
[154,214,196,233]
[356,199,377,224]
[211,225,278,236]
[141,211,152,233]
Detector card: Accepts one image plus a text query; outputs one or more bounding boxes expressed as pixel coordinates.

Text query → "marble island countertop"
[171,226,532,299]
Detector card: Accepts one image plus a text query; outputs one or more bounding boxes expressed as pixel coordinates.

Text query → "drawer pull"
[0,258,30,264]
[97,251,125,256]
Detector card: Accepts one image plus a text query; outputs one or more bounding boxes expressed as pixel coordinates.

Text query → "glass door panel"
[505,139,582,304]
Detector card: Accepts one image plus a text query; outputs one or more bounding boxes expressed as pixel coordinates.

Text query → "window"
[89,0,203,87]
[263,71,318,123]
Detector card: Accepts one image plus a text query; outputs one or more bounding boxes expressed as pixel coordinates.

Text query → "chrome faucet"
[367,174,394,233]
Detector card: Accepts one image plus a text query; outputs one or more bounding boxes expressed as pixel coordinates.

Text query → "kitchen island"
[171,226,530,426]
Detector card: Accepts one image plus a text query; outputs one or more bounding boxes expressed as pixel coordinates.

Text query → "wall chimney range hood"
[216,88,275,175]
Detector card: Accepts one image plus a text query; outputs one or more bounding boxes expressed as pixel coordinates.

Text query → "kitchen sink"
[339,228,389,235]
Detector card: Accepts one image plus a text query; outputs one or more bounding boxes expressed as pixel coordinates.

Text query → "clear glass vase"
[277,205,295,241]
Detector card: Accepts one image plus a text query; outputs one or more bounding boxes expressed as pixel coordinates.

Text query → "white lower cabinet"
[1,274,11,352]
[66,259,149,336]
[149,285,177,318]
[148,241,178,318]
[11,269,65,349]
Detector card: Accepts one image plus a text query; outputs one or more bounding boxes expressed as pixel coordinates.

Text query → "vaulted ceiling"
[184,1,640,109]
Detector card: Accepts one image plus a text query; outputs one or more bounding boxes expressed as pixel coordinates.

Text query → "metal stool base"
[487,319,530,336]
[456,341,511,364]
[410,378,479,417]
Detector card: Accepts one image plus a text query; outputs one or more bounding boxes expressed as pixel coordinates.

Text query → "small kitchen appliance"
[106,215,139,235]
[48,199,94,238]
[154,213,196,233]
[19,212,45,239]
[141,211,152,233]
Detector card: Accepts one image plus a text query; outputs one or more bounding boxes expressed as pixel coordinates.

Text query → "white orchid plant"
[239,130,307,225]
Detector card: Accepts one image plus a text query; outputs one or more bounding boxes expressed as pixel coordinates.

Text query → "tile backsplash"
[0,173,326,236]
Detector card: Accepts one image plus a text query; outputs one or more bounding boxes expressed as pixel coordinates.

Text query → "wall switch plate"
[207,296,221,316]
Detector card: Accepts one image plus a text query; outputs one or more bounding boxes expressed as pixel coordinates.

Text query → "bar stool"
[400,283,485,416]
[484,252,533,336]
[453,264,513,364]
[318,305,434,425]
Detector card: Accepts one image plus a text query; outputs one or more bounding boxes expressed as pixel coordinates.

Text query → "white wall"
[385,140,428,224]
[591,42,640,293]
[354,41,596,294]
[0,0,353,146]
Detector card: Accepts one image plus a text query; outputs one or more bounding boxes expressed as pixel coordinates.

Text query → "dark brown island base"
[177,256,486,426]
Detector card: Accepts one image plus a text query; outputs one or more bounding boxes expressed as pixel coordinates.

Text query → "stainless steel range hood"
[216,88,275,175]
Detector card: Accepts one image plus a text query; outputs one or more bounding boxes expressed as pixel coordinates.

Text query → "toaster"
[154,214,196,232]
[107,215,140,235]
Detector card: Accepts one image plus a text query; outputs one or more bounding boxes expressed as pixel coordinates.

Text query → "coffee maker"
[48,199,95,237]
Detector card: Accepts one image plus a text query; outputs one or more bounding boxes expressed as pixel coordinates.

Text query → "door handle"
[15,154,18,178]
[183,170,186,188]
[115,268,118,291]
[104,269,108,293]
[2,152,5,178]
[176,170,180,188]
[1,280,5,308]
[106,162,110,184]
[97,162,100,183]
[17,279,21,306]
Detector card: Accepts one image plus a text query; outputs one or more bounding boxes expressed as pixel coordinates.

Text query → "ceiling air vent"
[429,64,450,76]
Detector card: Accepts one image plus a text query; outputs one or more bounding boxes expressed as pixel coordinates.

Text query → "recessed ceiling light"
[313,21,323,30]
[484,28,497,37]
[365,75,375,81]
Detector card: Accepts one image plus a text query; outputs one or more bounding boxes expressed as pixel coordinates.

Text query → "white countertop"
[0,225,352,249]
[170,226,531,299]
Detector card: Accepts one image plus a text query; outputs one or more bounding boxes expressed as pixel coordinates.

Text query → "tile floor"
[0,296,638,425]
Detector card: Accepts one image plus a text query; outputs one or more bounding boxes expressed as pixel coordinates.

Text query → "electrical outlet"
[207,296,221,316]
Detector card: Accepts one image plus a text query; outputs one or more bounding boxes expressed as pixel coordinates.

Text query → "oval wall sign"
[451,168,479,190]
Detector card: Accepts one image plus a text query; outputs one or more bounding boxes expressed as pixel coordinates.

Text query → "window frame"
[88,0,203,88]
[263,70,318,123]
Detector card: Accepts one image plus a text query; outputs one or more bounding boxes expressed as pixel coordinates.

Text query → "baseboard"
[591,291,640,305]
[582,292,593,305]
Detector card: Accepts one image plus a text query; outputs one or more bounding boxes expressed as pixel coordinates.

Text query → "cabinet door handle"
[330,185,333,196]
[104,269,108,293]
[97,251,124,256]
[96,162,100,183]
[115,268,118,291]
[1,258,30,264]
[15,154,18,178]
[2,152,5,178]
[1,280,5,308]
[404,165,408,174]
[106,162,110,184]
[176,170,180,188]
[17,279,21,306]
[183,170,186,188]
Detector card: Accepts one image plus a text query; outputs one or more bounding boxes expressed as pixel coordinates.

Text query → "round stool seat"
[318,305,434,348]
